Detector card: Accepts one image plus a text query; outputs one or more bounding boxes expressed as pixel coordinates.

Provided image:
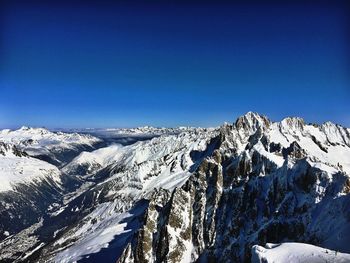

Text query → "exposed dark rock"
[311,135,328,153]
[282,141,306,159]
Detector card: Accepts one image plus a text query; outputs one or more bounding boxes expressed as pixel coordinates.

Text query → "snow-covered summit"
[234,111,271,133]
[0,126,101,147]
[280,116,305,131]
[224,112,350,175]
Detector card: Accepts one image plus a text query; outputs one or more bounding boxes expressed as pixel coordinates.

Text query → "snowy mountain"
[0,126,102,166]
[67,126,206,146]
[72,126,198,136]
[0,128,101,244]
[0,112,349,262]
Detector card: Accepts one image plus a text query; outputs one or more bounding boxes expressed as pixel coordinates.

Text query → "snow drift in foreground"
[252,242,350,263]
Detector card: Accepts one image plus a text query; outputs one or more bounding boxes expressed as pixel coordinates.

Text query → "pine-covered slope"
[0,113,350,262]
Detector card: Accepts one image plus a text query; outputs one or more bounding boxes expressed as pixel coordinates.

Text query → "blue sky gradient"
[1,1,349,128]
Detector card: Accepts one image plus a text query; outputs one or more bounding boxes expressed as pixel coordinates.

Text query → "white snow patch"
[54,201,146,263]
[0,151,61,192]
[252,242,350,263]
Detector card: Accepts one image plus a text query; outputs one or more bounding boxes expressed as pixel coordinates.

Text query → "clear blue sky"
[1,1,349,128]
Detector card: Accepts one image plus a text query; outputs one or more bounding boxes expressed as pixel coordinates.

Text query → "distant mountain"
[68,126,201,136]
[0,126,103,166]
[0,113,349,262]
[103,126,199,135]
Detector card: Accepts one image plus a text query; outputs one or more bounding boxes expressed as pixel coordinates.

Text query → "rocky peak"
[280,117,305,131]
[0,141,28,157]
[0,141,10,156]
[234,112,271,134]
[282,141,306,159]
[321,121,350,147]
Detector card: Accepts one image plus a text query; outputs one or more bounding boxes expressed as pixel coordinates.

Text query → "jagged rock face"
[117,113,350,262]
[1,113,350,263]
[0,141,28,157]
[235,112,271,134]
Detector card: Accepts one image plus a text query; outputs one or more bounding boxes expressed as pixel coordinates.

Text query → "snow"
[22,242,45,260]
[49,117,350,261]
[166,189,193,263]
[267,121,350,175]
[62,144,124,175]
[54,200,147,263]
[253,141,285,168]
[252,242,350,263]
[0,127,102,192]
[52,129,215,261]
[66,128,214,192]
[67,144,123,165]
[0,145,61,192]
[143,171,192,193]
[1,113,350,262]
[0,126,101,157]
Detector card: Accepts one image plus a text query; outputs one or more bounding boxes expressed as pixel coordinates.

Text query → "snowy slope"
[252,242,350,263]
[0,142,61,192]
[63,128,215,192]
[228,112,350,175]
[45,129,216,262]
[267,117,350,175]
[53,200,149,263]
[62,144,124,175]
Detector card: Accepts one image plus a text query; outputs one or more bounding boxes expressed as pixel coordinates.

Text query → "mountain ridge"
[0,112,349,262]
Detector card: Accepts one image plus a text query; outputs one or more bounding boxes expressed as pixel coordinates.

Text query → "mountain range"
[0,112,349,262]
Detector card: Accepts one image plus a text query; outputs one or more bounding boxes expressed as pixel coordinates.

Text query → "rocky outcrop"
[0,141,28,157]
[117,114,350,262]
[118,152,224,263]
